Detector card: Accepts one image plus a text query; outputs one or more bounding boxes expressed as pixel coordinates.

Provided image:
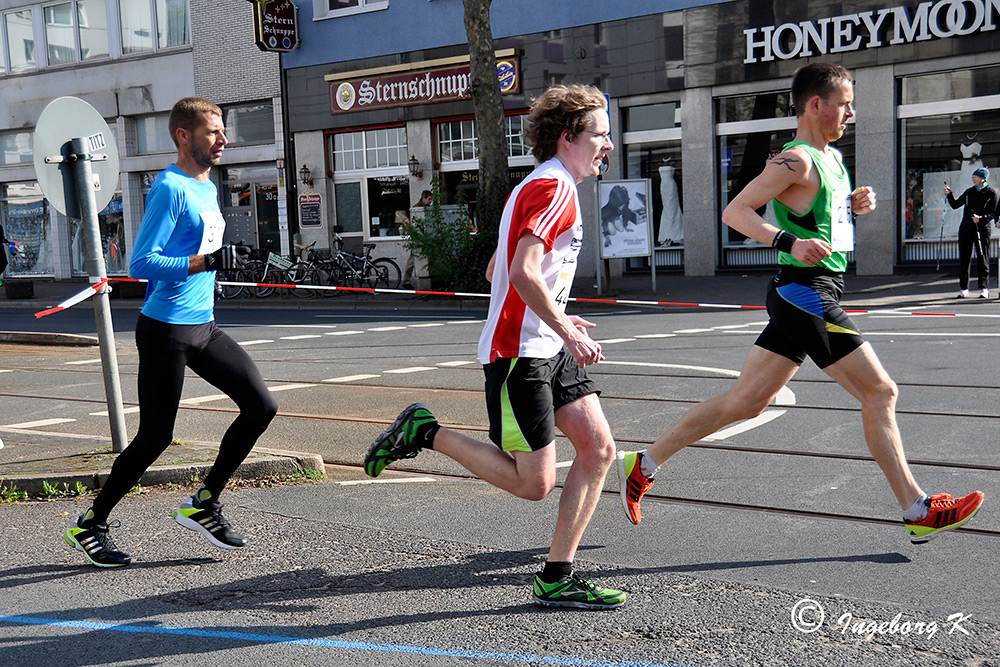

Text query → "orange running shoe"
[906,491,984,544]
[616,451,654,525]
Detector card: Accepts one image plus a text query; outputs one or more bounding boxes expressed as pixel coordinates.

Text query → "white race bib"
[197,211,226,255]
[830,190,854,252]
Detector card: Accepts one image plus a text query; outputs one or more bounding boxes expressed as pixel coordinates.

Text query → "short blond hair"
[522,84,606,162]
[168,97,222,147]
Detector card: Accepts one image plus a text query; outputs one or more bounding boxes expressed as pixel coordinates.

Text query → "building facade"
[283,0,1000,279]
[0,0,284,281]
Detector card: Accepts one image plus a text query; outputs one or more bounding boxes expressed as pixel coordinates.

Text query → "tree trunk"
[462,0,507,240]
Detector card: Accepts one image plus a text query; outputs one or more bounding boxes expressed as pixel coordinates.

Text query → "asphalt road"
[2,298,999,666]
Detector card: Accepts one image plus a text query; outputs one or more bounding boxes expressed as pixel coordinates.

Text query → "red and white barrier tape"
[32,276,992,319]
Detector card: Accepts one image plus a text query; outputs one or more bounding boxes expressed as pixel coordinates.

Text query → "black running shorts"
[754,267,866,369]
[483,347,600,453]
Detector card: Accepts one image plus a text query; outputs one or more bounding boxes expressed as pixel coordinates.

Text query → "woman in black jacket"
[946,167,999,298]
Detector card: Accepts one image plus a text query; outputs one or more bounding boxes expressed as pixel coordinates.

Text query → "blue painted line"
[0,614,696,667]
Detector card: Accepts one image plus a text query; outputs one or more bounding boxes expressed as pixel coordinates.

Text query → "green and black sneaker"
[532,572,626,610]
[365,403,437,477]
[64,511,132,568]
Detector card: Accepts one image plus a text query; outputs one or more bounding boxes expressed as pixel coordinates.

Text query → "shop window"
[1,183,52,276]
[625,103,681,132]
[135,114,173,154]
[0,130,33,165]
[900,109,1000,260]
[367,175,409,237]
[626,143,683,249]
[70,194,125,275]
[901,65,1000,105]
[223,102,274,146]
[5,9,36,72]
[314,0,388,20]
[120,0,188,55]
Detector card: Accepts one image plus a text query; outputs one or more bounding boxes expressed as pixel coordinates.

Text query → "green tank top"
[773,140,853,273]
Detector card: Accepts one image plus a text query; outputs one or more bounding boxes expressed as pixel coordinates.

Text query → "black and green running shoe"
[365,403,437,477]
[532,572,626,610]
[174,490,245,550]
[64,513,132,568]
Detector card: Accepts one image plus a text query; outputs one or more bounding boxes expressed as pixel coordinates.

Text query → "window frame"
[313,0,389,21]
[118,0,190,57]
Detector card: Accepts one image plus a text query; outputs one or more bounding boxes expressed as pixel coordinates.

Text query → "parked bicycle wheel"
[287,262,316,299]
[311,261,348,297]
[253,264,277,298]
[366,258,402,289]
[216,268,246,299]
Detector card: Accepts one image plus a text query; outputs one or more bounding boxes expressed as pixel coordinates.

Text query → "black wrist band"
[775,230,798,254]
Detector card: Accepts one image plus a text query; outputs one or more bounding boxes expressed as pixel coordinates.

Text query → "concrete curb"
[0,331,99,346]
[3,447,325,496]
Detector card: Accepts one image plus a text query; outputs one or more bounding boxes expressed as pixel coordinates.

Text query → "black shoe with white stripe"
[174,491,245,550]
[64,514,132,568]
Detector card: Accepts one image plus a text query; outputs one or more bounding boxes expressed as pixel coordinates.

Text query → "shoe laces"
[928,493,958,509]
[92,520,124,552]
[203,503,233,530]
[570,572,599,591]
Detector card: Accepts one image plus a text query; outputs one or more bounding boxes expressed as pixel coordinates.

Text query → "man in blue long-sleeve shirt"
[64,97,277,568]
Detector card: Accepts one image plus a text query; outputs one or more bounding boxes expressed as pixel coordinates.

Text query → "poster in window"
[598,179,652,260]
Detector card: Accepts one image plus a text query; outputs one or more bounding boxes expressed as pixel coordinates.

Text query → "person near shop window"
[945,167,998,299]
[64,97,275,568]
[402,189,432,288]
[0,223,9,280]
[616,62,984,545]
[365,84,627,610]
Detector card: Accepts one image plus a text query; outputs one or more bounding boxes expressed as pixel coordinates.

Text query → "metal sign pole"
[67,137,128,453]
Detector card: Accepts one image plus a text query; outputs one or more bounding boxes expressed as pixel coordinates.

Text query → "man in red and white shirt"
[366,84,625,609]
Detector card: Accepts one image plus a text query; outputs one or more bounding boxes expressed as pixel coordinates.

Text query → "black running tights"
[91,315,278,521]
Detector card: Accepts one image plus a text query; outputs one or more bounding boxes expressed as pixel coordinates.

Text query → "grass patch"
[1,482,29,503]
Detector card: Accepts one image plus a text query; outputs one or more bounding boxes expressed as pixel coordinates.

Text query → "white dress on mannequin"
[658,165,683,246]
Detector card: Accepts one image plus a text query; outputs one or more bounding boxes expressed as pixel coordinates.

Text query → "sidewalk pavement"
[0,268,991,497]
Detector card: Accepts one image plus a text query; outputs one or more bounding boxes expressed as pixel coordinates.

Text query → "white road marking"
[437,360,475,367]
[599,360,795,407]
[0,369,13,373]
[673,328,714,334]
[64,359,102,365]
[555,461,573,469]
[384,366,436,374]
[410,323,445,328]
[4,417,76,429]
[268,383,318,392]
[322,374,380,383]
[595,338,635,344]
[338,477,436,486]
[325,330,364,336]
[634,333,676,339]
[238,339,274,346]
[446,320,484,325]
[279,334,322,341]
[91,407,141,416]
[180,394,229,405]
[369,326,405,332]
[864,331,1000,337]
[702,410,786,441]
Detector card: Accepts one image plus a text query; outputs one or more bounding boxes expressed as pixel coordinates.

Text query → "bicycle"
[215,241,251,300]
[317,234,401,292]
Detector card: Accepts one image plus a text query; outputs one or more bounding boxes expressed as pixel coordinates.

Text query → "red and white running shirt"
[478,158,583,364]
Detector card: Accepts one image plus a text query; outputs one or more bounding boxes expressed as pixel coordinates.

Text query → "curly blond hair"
[522,84,606,162]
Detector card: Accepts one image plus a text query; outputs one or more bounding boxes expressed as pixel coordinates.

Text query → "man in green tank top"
[616,63,983,544]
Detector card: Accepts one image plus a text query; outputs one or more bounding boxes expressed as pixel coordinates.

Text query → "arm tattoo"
[769,156,799,172]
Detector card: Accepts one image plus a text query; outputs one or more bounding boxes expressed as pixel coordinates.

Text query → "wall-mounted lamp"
[298,165,314,188]
[408,155,423,179]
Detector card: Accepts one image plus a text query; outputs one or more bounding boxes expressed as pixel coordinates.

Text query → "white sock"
[903,493,929,522]
[639,450,659,478]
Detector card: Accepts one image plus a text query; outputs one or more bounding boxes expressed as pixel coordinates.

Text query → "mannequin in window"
[657,163,683,246]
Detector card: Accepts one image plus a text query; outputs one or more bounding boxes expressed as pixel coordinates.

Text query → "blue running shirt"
[130,164,226,324]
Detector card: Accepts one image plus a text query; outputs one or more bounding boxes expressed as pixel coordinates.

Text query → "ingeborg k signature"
[790,598,972,640]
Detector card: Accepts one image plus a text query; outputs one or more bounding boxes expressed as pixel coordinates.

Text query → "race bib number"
[830,190,854,252]
[552,270,574,311]
[197,211,226,255]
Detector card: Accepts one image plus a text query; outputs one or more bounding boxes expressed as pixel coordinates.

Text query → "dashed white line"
[410,323,445,328]
[338,477,436,486]
[91,407,141,416]
[673,328,714,334]
[268,383,318,392]
[634,333,676,339]
[322,374,381,383]
[595,338,634,344]
[64,359,102,365]
[384,366,436,374]
[4,418,76,429]
[368,326,406,332]
[280,334,322,341]
[437,361,475,367]
[325,330,364,336]
[239,339,274,347]
[702,410,786,441]
[180,394,229,405]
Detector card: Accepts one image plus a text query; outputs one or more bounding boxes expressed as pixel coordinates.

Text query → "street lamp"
[408,155,423,179]
[298,164,314,188]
